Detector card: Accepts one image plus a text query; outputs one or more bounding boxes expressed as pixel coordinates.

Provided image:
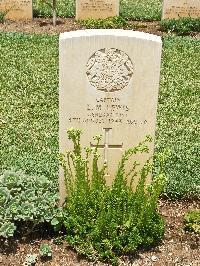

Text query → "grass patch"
[33,0,162,21]
[120,0,161,21]
[79,16,127,29]
[0,32,199,199]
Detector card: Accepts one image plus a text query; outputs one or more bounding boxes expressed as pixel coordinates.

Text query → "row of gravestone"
[0,0,199,21]
[0,2,198,203]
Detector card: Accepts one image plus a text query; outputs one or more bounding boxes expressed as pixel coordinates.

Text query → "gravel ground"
[0,198,199,266]
[0,18,166,36]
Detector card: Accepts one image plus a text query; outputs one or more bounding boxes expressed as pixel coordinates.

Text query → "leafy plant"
[0,11,5,23]
[0,9,11,23]
[23,254,37,266]
[53,235,64,245]
[184,209,200,234]
[57,128,167,264]
[160,18,200,35]
[0,221,16,238]
[39,243,52,257]
[79,16,127,29]
[0,170,60,238]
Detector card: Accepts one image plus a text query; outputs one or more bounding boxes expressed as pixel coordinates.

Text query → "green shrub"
[79,16,127,29]
[39,243,52,257]
[56,129,166,264]
[23,254,37,266]
[184,209,200,234]
[0,170,59,238]
[160,18,200,35]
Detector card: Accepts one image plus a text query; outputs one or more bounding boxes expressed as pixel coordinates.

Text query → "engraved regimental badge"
[86,48,134,92]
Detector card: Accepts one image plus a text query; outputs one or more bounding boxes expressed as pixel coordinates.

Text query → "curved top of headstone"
[60,29,161,43]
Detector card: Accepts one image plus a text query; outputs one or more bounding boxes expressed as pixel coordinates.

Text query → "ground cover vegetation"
[33,0,162,21]
[0,33,59,181]
[184,209,200,234]
[78,17,200,34]
[0,33,199,199]
[157,37,200,199]
[160,18,200,35]
[0,169,59,238]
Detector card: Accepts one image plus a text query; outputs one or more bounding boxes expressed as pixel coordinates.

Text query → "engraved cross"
[90,128,123,165]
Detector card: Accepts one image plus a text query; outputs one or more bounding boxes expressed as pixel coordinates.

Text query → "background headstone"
[0,0,33,20]
[59,30,162,203]
[162,0,200,19]
[76,0,119,20]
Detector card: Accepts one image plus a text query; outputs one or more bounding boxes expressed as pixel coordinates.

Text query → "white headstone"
[59,30,162,203]
[0,0,33,20]
[76,0,119,20]
[162,0,200,19]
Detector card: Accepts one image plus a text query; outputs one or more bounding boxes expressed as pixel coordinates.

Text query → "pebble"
[151,255,158,262]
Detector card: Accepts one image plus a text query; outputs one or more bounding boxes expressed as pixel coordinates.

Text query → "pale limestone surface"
[59,30,162,203]
[76,0,119,20]
[0,0,32,20]
[162,0,200,19]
